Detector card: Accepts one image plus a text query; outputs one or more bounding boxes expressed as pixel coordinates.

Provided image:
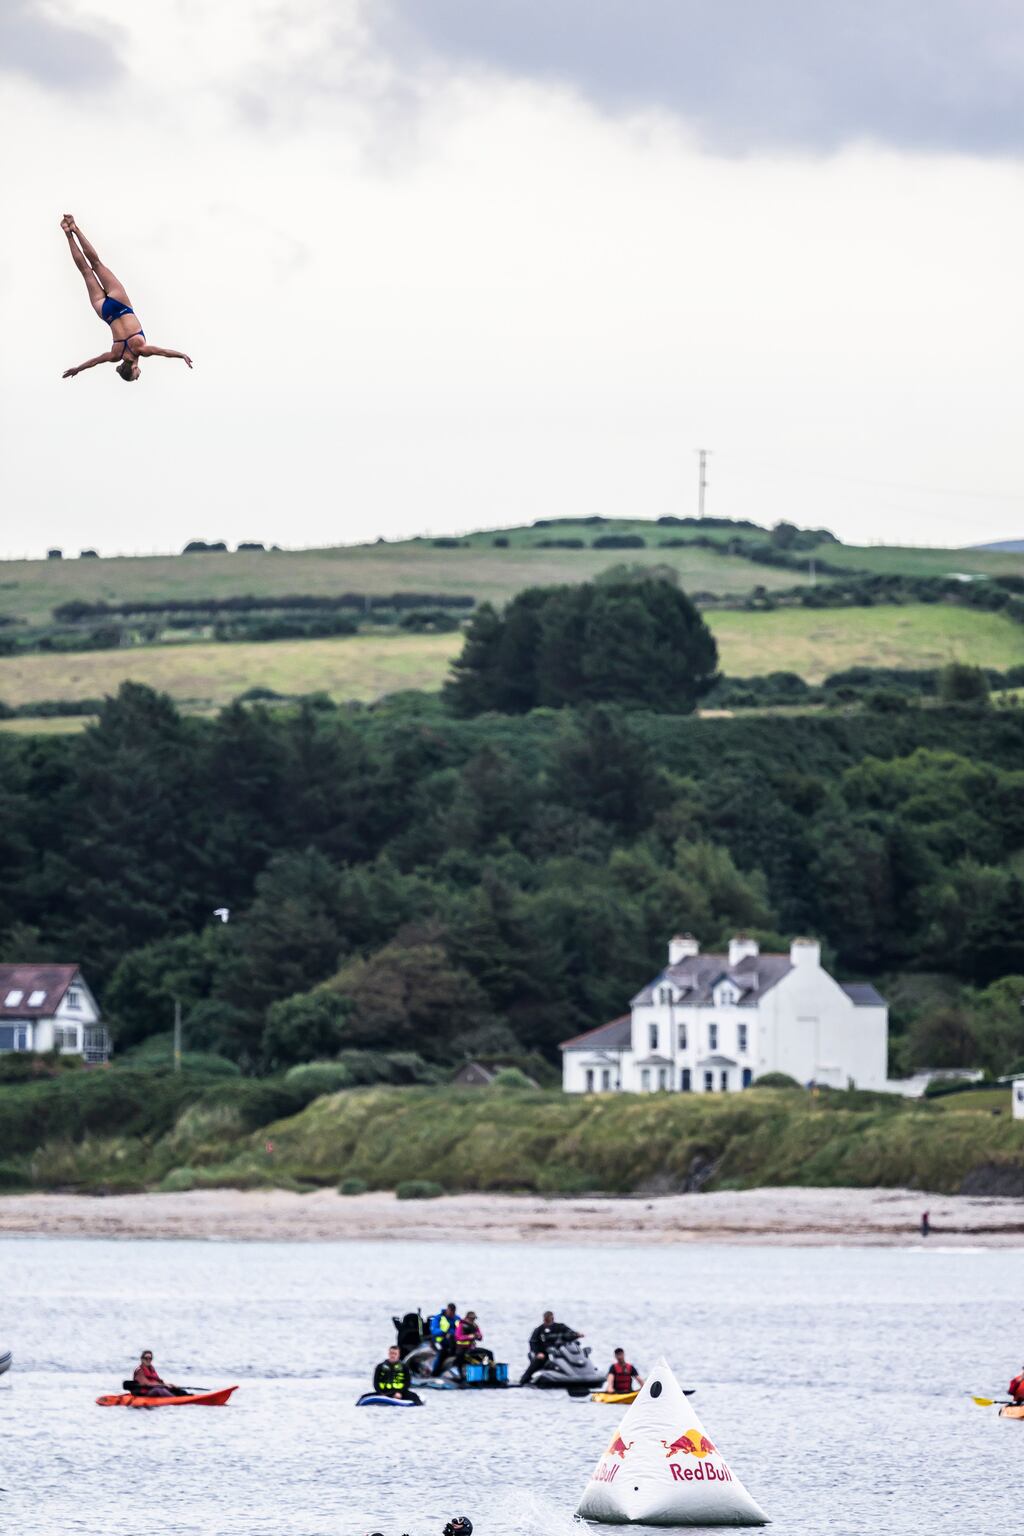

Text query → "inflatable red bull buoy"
[576,1358,768,1527]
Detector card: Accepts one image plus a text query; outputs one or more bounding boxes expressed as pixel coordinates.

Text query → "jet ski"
[0,1350,11,1377]
[524,1337,605,1391]
[356,1392,421,1408]
[393,1312,508,1389]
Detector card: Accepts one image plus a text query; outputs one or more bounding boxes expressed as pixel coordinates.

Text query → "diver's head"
[443,1519,472,1536]
[117,358,140,382]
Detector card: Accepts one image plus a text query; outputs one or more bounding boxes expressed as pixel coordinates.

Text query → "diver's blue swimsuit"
[100,294,145,360]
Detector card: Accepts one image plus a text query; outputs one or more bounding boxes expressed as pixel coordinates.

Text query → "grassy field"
[710,604,1024,682]
[5,520,1024,630]
[0,633,462,710]
[5,1074,1024,1197]
[1,603,1019,711]
[0,534,801,629]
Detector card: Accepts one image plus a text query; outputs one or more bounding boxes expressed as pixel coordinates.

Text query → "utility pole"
[696,449,711,519]
[173,999,182,1073]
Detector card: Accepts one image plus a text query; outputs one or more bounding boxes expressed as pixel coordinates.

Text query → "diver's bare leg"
[66,220,131,306]
[63,225,105,313]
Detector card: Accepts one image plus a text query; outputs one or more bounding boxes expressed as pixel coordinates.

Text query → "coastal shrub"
[396,1179,445,1200]
[754,1072,802,1089]
[338,1176,368,1195]
[284,1061,356,1099]
[0,1161,31,1191]
[161,1166,197,1192]
[489,1067,536,1091]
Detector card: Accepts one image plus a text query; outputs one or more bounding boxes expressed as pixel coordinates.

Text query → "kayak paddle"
[971,1395,1012,1407]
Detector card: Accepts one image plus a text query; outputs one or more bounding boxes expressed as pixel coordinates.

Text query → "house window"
[4,990,23,1007]
[641,1068,651,1091]
[677,1022,687,1050]
[585,1068,594,1092]
[708,1023,718,1051]
[0,1027,14,1050]
[66,989,81,1010]
[720,1070,729,1092]
[703,1071,714,1092]
[54,1027,78,1051]
[738,1023,748,1053]
[680,1068,691,1092]
[648,1023,659,1051]
[657,1068,667,1090]
[658,986,672,1005]
[742,1068,753,1088]
[28,990,46,1007]
[601,1069,611,1091]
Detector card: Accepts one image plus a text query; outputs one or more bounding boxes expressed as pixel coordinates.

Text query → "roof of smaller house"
[840,983,887,1007]
[0,964,80,1018]
[561,1015,632,1052]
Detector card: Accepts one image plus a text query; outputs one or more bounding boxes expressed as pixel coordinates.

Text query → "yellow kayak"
[1000,1404,1024,1419]
[592,1390,638,1404]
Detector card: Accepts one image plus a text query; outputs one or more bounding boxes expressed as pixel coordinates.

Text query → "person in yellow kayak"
[1009,1367,1024,1404]
[132,1350,185,1398]
[604,1348,644,1395]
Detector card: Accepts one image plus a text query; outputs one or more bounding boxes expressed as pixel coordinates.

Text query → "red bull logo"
[606,1435,634,1460]
[661,1429,715,1460]
[592,1433,633,1483]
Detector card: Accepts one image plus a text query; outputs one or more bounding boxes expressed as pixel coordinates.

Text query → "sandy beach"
[0,1185,1022,1245]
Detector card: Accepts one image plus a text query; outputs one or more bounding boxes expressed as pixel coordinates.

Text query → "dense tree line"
[2,676,1024,1077]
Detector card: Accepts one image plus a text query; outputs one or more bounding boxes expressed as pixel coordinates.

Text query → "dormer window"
[4,990,23,1007]
[66,989,81,1010]
[716,982,737,1006]
[657,985,673,1006]
[28,990,46,1007]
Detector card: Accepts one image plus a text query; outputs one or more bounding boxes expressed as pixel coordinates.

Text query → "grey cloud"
[373,0,1024,153]
[0,0,121,90]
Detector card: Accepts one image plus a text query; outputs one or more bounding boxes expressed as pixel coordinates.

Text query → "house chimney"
[728,934,760,968]
[790,937,821,968]
[668,933,700,965]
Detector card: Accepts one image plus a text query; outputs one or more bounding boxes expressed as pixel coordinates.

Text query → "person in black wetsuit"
[519,1311,583,1385]
[373,1345,422,1403]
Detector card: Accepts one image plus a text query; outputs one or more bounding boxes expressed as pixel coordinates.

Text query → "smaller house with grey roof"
[560,933,887,1095]
[0,965,109,1063]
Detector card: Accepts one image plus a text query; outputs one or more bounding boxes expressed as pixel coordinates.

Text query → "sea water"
[0,1234,1017,1534]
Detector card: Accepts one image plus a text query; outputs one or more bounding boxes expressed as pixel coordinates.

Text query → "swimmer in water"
[60,215,192,382]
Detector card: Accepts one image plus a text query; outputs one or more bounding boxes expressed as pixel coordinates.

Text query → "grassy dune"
[8,1079,1023,1198]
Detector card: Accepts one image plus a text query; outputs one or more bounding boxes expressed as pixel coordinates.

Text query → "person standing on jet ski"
[428,1302,460,1376]
[374,1345,422,1403]
[519,1310,584,1385]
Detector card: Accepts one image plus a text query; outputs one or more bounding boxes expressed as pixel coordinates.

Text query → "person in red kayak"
[604,1347,644,1394]
[132,1350,184,1398]
[1009,1367,1024,1404]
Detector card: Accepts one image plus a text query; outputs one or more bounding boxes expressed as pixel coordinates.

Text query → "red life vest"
[610,1362,636,1394]
[1009,1373,1024,1403]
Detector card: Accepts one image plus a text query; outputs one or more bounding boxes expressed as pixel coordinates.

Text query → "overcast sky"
[3,0,1024,558]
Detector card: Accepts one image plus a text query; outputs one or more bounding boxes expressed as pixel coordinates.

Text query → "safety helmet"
[444,1519,473,1536]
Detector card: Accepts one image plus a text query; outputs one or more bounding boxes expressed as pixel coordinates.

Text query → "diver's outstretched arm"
[138,344,193,368]
[63,350,116,379]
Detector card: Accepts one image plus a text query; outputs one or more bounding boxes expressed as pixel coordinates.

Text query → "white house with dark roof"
[560,933,887,1095]
[0,965,109,1063]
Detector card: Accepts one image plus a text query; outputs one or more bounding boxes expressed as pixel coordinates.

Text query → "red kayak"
[96,1387,238,1408]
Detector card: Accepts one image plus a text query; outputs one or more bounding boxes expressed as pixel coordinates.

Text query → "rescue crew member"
[604,1347,644,1394]
[519,1310,583,1385]
[373,1344,422,1403]
[132,1350,183,1398]
[454,1311,493,1370]
[429,1302,460,1376]
[1009,1366,1024,1404]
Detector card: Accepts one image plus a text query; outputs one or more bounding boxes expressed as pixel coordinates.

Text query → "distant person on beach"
[604,1347,644,1394]
[60,215,192,382]
[132,1350,183,1397]
[921,1210,930,1237]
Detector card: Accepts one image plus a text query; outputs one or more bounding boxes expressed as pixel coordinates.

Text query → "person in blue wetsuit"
[60,215,192,383]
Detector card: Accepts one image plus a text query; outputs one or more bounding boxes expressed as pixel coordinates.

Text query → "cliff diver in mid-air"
[60,215,193,382]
